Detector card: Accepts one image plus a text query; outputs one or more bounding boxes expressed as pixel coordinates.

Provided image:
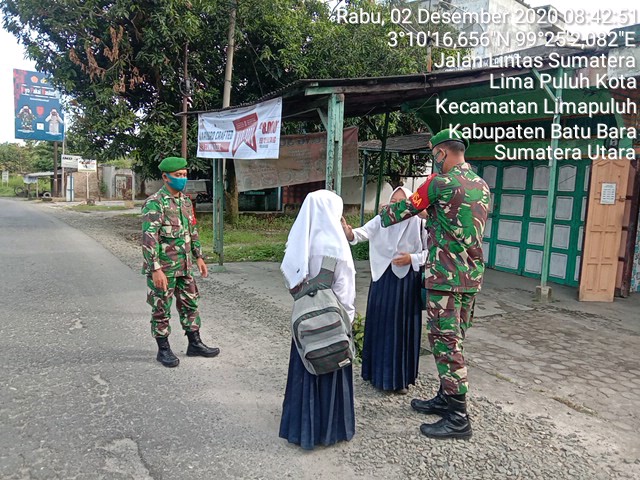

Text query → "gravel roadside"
[44,204,637,479]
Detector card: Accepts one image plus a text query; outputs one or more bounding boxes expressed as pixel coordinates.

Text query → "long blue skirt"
[279,341,355,450]
[361,266,423,391]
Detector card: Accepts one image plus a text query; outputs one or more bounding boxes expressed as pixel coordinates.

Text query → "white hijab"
[281,189,355,289]
[367,186,424,281]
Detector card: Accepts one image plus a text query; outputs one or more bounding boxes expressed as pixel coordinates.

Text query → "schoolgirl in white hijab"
[281,189,356,320]
[279,189,356,450]
[342,186,427,393]
[344,186,427,280]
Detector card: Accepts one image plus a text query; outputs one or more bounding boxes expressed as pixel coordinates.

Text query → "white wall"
[340,175,431,212]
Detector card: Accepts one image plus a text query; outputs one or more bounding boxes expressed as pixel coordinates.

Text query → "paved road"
[3,198,639,479]
[0,199,356,480]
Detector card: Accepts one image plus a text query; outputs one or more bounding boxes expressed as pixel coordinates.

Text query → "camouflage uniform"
[142,185,203,338]
[380,163,490,395]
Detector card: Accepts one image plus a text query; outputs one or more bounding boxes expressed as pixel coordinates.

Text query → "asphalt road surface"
[3,198,638,480]
[0,199,356,480]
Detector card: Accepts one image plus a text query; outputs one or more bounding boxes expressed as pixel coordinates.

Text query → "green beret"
[430,129,469,150]
[158,156,187,172]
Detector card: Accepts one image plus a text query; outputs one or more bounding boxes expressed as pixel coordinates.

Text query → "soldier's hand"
[197,257,208,278]
[152,269,168,291]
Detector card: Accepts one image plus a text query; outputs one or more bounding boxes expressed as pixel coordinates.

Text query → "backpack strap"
[289,257,338,300]
[320,256,338,273]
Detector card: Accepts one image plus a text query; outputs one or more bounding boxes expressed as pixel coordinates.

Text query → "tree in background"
[0,141,55,173]
[2,0,226,176]
[0,142,32,173]
[2,0,454,220]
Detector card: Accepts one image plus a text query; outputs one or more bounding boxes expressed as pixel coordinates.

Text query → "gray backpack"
[289,257,355,376]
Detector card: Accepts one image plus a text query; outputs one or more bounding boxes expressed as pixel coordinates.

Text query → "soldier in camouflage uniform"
[142,156,220,367]
[379,129,490,439]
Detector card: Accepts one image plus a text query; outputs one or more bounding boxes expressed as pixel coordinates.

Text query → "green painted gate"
[471,160,590,287]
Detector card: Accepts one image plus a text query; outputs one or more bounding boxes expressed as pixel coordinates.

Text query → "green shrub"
[350,241,369,261]
[352,314,366,363]
[0,175,49,197]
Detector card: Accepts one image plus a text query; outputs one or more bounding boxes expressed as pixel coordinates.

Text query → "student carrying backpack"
[289,256,355,376]
[279,190,356,450]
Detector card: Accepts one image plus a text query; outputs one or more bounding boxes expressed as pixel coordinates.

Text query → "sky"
[1,0,638,144]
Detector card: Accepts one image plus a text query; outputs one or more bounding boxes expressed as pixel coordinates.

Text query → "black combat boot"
[185,330,220,358]
[419,394,472,440]
[156,337,179,368]
[411,386,448,416]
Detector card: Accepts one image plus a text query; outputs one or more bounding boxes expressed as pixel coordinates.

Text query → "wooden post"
[325,95,336,191]
[211,0,237,271]
[324,93,345,193]
[533,67,564,300]
[213,158,225,266]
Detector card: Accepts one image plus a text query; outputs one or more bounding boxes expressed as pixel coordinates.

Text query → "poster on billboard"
[13,69,64,142]
[61,154,82,169]
[197,97,282,159]
[77,159,97,172]
[234,127,359,192]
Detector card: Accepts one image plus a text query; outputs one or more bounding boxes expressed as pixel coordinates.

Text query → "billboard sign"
[61,154,82,169]
[77,159,97,172]
[197,97,282,159]
[13,69,64,141]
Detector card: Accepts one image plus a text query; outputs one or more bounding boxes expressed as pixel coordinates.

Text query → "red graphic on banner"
[36,106,44,116]
[232,113,258,155]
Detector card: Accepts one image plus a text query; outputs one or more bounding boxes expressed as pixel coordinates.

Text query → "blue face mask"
[166,174,187,192]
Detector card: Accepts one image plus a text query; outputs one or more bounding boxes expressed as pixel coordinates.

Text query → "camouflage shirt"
[141,185,203,277]
[380,163,490,293]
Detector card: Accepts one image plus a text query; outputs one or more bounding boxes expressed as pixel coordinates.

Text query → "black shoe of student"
[411,387,448,416]
[186,330,220,358]
[419,395,472,440]
[156,337,180,368]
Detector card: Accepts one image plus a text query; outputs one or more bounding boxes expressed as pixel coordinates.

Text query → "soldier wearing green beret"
[379,129,490,439]
[142,156,220,367]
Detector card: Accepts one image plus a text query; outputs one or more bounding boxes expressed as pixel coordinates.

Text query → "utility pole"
[212,0,237,271]
[181,42,190,159]
[53,141,59,197]
[223,3,236,108]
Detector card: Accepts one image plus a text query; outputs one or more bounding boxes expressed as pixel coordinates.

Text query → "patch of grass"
[0,185,14,197]
[0,176,49,197]
[195,213,291,262]
[70,204,130,212]
[192,211,375,263]
[224,243,286,262]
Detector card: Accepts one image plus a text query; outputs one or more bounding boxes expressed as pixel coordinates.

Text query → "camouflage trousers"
[146,274,202,338]
[426,290,476,396]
